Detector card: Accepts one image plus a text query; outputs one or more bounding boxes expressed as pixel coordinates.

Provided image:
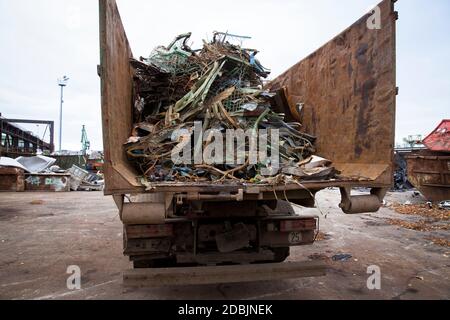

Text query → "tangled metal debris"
[126,32,336,184]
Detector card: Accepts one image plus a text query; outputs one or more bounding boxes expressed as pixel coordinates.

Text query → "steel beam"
[0,118,55,153]
[123,261,327,287]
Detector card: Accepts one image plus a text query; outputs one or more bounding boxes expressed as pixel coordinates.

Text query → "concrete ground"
[0,189,448,300]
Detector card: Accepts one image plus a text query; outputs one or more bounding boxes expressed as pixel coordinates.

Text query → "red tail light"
[126,224,173,238]
[280,219,316,232]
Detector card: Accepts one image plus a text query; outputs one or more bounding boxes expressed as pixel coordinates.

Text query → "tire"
[273,247,290,263]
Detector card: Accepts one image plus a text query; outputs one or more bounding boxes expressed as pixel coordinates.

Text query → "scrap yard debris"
[125,32,336,184]
[0,156,104,192]
[391,203,450,221]
[386,218,449,232]
[386,202,450,233]
[426,237,450,247]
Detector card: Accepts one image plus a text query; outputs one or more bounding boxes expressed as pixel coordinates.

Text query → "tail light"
[280,218,316,232]
[126,224,174,239]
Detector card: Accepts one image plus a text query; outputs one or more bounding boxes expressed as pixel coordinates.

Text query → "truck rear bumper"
[123,261,327,287]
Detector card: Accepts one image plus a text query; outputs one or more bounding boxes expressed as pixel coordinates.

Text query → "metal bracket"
[112,194,124,219]
[182,189,244,202]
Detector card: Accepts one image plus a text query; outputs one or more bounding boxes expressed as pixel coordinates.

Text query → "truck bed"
[99,0,397,196]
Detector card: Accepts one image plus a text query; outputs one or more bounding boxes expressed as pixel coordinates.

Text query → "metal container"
[0,167,25,192]
[406,151,450,201]
[24,173,71,192]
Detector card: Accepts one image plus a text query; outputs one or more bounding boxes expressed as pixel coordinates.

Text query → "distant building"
[0,116,54,157]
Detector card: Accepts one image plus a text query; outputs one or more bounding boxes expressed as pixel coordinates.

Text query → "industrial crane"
[81,125,91,155]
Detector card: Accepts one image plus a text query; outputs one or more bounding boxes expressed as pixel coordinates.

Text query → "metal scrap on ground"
[125,32,337,185]
[0,156,104,192]
[391,203,450,220]
[386,202,450,233]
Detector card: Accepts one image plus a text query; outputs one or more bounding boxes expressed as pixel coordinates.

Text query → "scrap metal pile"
[125,32,336,184]
[0,156,104,192]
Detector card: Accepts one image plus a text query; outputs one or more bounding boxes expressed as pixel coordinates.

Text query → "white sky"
[0,0,449,151]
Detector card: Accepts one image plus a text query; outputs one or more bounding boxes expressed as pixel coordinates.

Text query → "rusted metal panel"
[123,261,327,287]
[267,0,397,186]
[24,174,70,192]
[0,167,24,192]
[99,0,141,195]
[406,151,450,201]
[423,120,450,152]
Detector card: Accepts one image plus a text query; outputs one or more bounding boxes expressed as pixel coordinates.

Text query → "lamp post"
[57,76,69,152]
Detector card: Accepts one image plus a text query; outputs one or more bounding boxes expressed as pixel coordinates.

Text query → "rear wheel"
[273,247,290,263]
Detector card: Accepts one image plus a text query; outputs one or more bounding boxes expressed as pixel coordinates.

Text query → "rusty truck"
[98,0,398,285]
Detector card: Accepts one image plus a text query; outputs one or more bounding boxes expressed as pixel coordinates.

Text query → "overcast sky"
[1,0,449,151]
